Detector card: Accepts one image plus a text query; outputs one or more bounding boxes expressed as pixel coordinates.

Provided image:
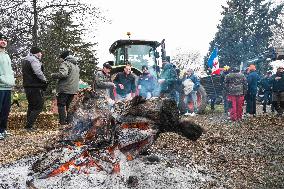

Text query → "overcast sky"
[90,0,227,63]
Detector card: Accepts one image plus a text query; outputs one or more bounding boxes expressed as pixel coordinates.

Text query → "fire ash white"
[0,154,214,189]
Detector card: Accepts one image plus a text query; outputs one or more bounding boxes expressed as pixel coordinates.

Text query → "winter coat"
[22,53,47,89]
[184,73,200,91]
[271,72,284,92]
[94,69,114,98]
[182,79,194,95]
[51,56,80,94]
[224,72,247,96]
[114,72,136,96]
[0,51,15,90]
[160,63,177,93]
[259,77,272,92]
[247,71,260,95]
[138,73,156,96]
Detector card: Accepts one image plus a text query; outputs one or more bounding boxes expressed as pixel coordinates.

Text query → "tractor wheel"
[196,85,207,113]
[182,85,207,114]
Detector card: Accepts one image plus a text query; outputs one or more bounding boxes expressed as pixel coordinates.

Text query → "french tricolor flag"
[207,47,220,75]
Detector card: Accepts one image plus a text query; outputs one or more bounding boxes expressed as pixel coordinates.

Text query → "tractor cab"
[109,40,161,78]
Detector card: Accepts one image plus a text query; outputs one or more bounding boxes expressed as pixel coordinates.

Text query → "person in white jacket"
[0,33,15,140]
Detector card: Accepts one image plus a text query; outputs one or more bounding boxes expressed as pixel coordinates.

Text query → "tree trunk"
[32,0,38,46]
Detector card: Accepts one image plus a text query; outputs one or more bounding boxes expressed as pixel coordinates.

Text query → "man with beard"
[22,47,47,131]
[114,63,136,101]
[0,33,15,139]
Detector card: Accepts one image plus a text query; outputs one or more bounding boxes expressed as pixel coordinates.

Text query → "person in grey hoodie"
[51,51,80,125]
[22,47,47,131]
[0,33,15,139]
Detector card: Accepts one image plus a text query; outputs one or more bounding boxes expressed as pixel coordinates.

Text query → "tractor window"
[114,45,158,77]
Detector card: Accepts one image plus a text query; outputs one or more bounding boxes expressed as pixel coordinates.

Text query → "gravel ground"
[0,105,283,188]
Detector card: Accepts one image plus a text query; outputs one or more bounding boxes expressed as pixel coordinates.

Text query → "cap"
[30,47,42,54]
[0,33,8,40]
[103,62,112,69]
[60,51,71,59]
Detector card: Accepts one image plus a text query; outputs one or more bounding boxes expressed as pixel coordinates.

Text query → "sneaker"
[0,133,5,140]
[184,112,191,116]
[190,112,196,116]
[4,130,12,136]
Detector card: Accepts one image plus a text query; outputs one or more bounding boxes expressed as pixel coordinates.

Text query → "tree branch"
[38,4,77,13]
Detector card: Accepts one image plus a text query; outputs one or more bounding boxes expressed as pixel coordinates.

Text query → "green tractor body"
[109,39,207,113]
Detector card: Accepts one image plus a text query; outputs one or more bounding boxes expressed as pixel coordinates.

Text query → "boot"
[25,110,41,130]
[58,106,67,125]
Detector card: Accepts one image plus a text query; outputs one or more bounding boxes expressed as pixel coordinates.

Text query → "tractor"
[108,37,207,113]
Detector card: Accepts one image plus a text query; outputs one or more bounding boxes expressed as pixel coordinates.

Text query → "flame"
[48,160,75,177]
[74,141,83,147]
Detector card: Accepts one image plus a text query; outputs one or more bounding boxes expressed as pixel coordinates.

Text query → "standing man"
[93,61,116,109]
[225,67,247,121]
[246,64,260,117]
[220,66,230,115]
[138,65,156,99]
[182,68,200,116]
[22,47,47,131]
[114,63,136,101]
[259,71,273,113]
[271,66,284,117]
[0,33,15,139]
[158,60,177,100]
[51,51,80,125]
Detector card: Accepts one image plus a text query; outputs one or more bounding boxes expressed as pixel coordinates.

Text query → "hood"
[25,53,40,63]
[65,55,78,64]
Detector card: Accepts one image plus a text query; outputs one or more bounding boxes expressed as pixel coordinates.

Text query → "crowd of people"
[0,32,81,139]
[0,31,284,140]
[222,64,284,121]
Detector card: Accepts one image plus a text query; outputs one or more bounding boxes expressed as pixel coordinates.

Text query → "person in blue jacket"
[246,64,260,117]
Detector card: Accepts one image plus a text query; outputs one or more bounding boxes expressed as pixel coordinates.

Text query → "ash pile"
[23,88,207,188]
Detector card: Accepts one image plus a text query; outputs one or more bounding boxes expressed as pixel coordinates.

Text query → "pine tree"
[39,10,98,93]
[205,0,284,74]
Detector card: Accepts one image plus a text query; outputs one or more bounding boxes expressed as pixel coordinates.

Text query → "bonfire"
[26,88,203,188]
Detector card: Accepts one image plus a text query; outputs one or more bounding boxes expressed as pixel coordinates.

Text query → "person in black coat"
[271,66,284,117]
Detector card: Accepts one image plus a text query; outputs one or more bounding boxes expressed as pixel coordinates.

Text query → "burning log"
[27,89,203,187]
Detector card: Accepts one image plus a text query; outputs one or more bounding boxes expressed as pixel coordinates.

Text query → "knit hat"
[60,51,71,59]
[277,65,284,70]
[142,65,148,70]
[30,47,42,54]
[249,64,256,71]
[223,65,230,71]
[0,33,7,40]
[103,62,112,69]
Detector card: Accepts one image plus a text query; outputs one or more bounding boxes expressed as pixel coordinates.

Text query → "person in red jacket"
[224,67,247,121]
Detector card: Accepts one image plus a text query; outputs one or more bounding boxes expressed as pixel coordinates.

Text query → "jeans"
[0,90,11,133]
